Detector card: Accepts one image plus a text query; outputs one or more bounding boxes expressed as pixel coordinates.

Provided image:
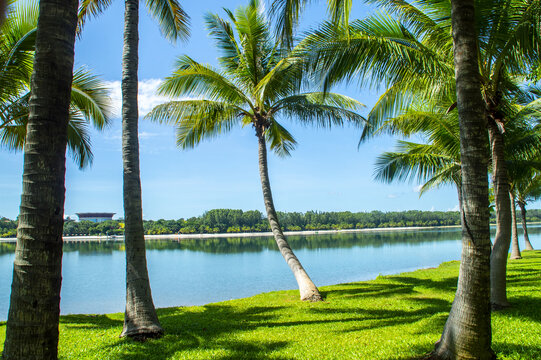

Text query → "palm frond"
[146,99,244,148]
[70,67,113,129]
[205,12,242,72]
[145,0,190,42]
[77,0,113,31]
[265,118,297,157]
[159,55,252,107]
[269,0,309,49]
[66,114,93,168]
[272,92,365,128]
[374,140,457,185]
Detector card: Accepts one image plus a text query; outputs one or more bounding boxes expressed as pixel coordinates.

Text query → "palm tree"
[508,156,541,256]
[376,102,541,267]
[79,0,189,339]
[2,0,80,357]
[515,173,541,251]
[301,0,540,309]
[426,1,494,357]
[296,2,493,354]
[147,0,365,301]
[0,1,111,168]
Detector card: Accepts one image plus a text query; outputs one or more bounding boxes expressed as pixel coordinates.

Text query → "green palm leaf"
[1,1,112,168]
[145,0,189,42]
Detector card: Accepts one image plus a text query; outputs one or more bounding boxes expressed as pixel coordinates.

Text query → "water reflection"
[0,228,464,255]
[2,225,539,256]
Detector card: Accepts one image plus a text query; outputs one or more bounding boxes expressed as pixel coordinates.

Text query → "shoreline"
[0,224,462,243]
[2,221,540,243]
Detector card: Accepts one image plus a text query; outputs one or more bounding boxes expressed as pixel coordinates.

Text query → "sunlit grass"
[0,251,539,359]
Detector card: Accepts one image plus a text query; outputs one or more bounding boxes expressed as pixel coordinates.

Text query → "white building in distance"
[76,213,115,223]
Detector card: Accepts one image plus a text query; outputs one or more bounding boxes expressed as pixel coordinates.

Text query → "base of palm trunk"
[120,324,163,341]
[295,270,323,302]
[524,245,534,251]
[423,346,497,360]
[509,255,522,260]
[300,290,323,302]
[491,301,511,311]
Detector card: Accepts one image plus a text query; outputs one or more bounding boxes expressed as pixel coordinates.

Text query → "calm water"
[0,226,539,320]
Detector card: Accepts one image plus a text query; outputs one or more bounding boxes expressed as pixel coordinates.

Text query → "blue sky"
[0,0,468,220]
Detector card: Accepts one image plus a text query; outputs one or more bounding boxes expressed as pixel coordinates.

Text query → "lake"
[0,226,539,320]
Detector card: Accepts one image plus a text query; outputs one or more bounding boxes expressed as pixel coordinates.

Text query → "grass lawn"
[1,251,539,359]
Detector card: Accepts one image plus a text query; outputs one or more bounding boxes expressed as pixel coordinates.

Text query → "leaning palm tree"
[148,0,364,301]
[2,0,80,357]
[0,1,111,168]
[79,0,189,339]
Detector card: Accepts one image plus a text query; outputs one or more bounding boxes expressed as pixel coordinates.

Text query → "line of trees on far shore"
[3,208,541,237]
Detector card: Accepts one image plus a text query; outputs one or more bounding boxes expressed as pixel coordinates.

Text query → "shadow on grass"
[321,274,458,301]
[56,260,539,360]
[58,278,455,359]
[60,314,123,330]
[499,296,541,323]
[493,342,541,360]
[61,304,293,360]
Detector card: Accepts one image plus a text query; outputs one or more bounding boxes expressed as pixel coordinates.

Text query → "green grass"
[1,251,540,359]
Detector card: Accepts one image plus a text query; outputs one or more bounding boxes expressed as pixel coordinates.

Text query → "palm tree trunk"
[509,192,521,259]
[518,201,534,250]
[120,0,163,339]
[3,0,78,358]
[488,121,511,309]
[256,129,322,301]
[429,0,494,358]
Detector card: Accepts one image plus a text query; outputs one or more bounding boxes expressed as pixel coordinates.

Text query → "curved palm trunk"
[509,192,521,259]
[429,0,494,358]
[120,0,163,339]
[518,201,534,250]
[3,0,78,358]
[488,121,511,309]
[256,130,322,301]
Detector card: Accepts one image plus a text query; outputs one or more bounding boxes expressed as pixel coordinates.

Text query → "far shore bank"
[0,224,463,243]
[3,222,539,243]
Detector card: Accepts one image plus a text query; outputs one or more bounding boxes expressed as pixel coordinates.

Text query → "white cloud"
[448,204,460,212]
[387,194,397,199]
[105,79,172,117]
[138,131,158,139]
[430,206,435,211]
[103,130,159,143]
[413,185,423,193]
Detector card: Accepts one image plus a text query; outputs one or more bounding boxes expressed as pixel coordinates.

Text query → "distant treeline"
[2,209,541,237]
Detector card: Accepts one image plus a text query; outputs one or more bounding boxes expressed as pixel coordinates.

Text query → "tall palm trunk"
[517,201,534,250]
[509,192,521,259]
[256,127,322,301]
[3,0,78,358]
[120,0,163,339]
[430,0,494,358]
[488,121,512,309]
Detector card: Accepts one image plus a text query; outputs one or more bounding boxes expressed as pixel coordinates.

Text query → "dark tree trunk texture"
[3,0,78,358]
[509,192,521,259]
[428,0,494,358]
[518,201,534,250]
[488,121,512,309]
[256,127,322,301]
[120,0,163,339]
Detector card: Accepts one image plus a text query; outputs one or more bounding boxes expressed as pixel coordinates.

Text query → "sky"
[0,0,473,221]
